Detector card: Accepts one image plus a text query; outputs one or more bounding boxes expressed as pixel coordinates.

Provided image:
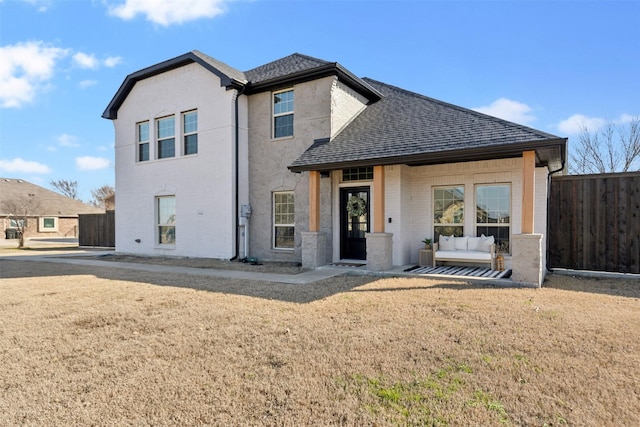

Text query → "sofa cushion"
[479,234,495,252]
[454,236,468,250]
[467,236,481,251]
[435,250,492,261]
[439,235,456,251]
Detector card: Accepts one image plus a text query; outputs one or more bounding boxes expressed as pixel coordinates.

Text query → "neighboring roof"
[102,51,247,119]
[289,78,567,172]
[103,51,382,120]
[0,178,103,216]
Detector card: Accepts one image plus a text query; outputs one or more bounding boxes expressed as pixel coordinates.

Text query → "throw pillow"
[467,237,481,251]
[454,236,468,251]
[439,235,456,251]
[479,234,495,253]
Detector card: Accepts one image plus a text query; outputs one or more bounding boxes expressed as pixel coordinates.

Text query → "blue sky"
[1,0,638,202]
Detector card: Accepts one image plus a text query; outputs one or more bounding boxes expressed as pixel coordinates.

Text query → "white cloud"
[557,113,638,135]
[58,133,80,147]
[557,114,606,135]
[108,0,227,26]
[472,98,536,125]
[73,52,99,69]
[76,156,110,170]
[104,56,122,68]
[0,157,52,174]
[78,79,98,89]
[0,41,69,108]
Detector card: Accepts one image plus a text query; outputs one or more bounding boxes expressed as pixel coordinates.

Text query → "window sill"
[271,135,294,142]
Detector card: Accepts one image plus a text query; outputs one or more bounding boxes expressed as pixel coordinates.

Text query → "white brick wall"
[113,63,248,258]
[382,158,550,266]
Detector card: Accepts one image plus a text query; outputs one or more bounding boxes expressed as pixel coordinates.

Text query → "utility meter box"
[241,204,252,218]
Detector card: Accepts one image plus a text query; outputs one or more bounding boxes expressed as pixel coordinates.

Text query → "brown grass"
[1,258,639,426]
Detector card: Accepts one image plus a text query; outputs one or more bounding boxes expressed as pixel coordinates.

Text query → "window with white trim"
[273,191,294,249]
[183,110,198,155]
[273,89,294,138]
[157,116,175,159]
[137,121,149,162]
[433,186,464,241]
[476,184,511,252]
[157,196,176,244]
[39,217,58,232]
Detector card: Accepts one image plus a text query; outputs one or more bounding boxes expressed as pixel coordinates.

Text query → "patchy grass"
[0,259,639,426]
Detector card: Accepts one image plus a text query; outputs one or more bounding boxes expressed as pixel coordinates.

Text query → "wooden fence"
[78,210,115,247]
[548,172,640,274]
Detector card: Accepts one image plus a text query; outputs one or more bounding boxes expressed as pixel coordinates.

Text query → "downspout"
[230,85,246,261]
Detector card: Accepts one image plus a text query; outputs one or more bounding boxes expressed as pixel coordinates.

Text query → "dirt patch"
[75,253,307,275]
[1,258,638,426]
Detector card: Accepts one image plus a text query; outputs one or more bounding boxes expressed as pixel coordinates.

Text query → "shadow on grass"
[542,271,640,299]
[0,258,376,304]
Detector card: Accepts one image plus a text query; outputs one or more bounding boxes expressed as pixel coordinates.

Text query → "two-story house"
[103,51,566,286]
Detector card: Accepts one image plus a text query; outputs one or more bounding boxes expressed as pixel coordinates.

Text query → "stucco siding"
[113,63,243,258]
[247,77,334,262]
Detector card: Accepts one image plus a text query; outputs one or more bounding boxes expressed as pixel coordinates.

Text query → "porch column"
[301,170,328,269]
[373,165,385,233]
[366,165,393,271]
[512,151,544,287]
[309,170,320,232]
[522,150,535,234]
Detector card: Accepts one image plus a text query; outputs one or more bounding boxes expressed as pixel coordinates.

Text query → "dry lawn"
[1,258,639,426]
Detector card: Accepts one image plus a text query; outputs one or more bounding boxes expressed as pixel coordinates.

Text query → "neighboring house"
[103,51,567,286]
[0,178,104,239]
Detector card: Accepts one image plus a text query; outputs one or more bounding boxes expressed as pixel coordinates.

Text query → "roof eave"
[245,63,383,102]
[102,52,247,120]
[289,138,567,173]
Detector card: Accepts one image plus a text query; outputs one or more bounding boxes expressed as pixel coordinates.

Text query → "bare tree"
[2,194,42,248]
[570,117,640,174]
[89,185,115,209]
[50,179,79,200]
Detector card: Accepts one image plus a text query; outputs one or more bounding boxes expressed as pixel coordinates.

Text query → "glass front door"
[340,187,370,260]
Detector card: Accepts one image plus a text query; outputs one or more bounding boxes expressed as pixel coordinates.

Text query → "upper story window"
[434,186,464,241]
[157,116,175,159]
[137,121,149,162]
[273,89,294,138]
[183,110,198,155]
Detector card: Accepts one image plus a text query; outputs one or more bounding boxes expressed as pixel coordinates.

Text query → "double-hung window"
[273,90,294,138]
[137,121,149,161]
[157,116,175,159]
[476,184,511,252]
[157,196,176,244]
[273,191,294,249]
[183,110,198,155]
[433,186,464,241]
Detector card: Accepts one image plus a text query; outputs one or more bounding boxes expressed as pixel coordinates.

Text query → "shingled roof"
[243,53,382,100]
[0,178,103,216]
[103,52,382,120]
[289,78,567,172]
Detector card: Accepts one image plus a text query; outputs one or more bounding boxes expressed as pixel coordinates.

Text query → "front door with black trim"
[340,187,370,260]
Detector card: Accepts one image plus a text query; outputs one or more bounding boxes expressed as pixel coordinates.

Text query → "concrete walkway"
[0,238,518,286]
